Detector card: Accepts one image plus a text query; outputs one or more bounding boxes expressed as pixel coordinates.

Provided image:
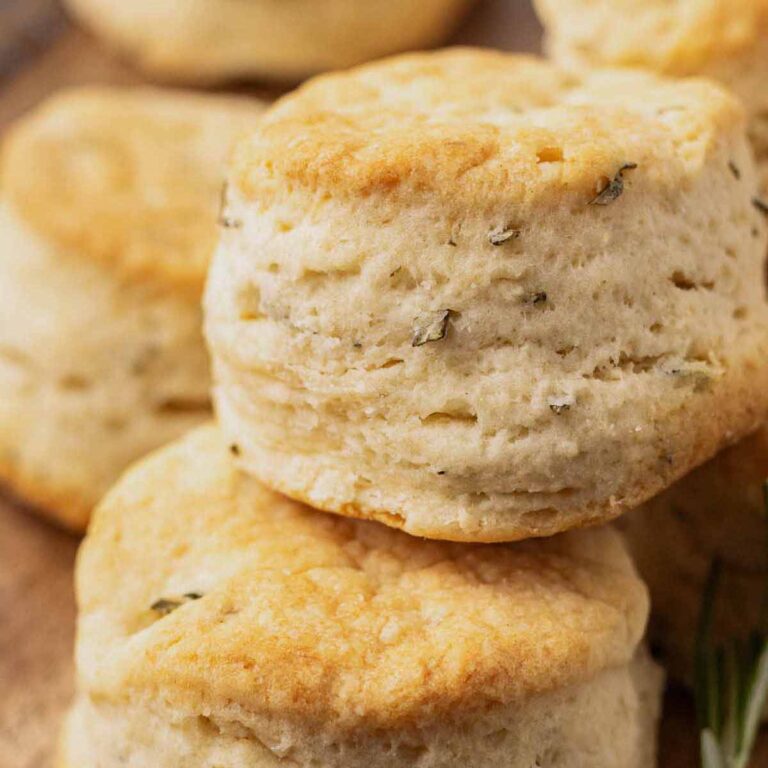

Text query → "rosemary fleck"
[150,592,203,617]
[753,197,768,216]
[412,310,452,347]
[729,161,741,180]
[589,163,638,206]
[488,226,521,246]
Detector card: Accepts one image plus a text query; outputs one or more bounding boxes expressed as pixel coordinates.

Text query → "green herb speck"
[150,592,203,617]
[589,163,638,206]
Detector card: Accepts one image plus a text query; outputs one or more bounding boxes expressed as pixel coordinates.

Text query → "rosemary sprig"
[695,482,768,768]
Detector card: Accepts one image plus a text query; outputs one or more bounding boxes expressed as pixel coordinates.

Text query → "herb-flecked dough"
[205,49,768,542]
[60,425,663,768]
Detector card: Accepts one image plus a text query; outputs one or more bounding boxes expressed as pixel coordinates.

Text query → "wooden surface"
[0,499,77,768]
[0,1,766,767]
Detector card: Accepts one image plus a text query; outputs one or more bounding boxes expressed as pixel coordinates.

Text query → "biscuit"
[205,49,768,542]
[620,426,768,698]
[534,0,768,193]
[534,0,768,110]
[0,87,264,530]
[64,0,473,83]
[60,424,662,768]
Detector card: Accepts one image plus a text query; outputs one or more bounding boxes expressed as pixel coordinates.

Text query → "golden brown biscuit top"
[232,48,744,207]
[77,425,648,730]
[536,0,768,73]
[1,87,264,292]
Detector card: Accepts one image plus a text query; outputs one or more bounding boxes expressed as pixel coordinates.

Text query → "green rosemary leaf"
[701,730,725,768]
[739,641,768,765]
[696,561,724,733]
[721,644,740,757]
[695,481,768,768]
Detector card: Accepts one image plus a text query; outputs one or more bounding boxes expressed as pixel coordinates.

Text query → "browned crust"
[75,426,649,730]
[233,49,744,207]
[1,86,264,293]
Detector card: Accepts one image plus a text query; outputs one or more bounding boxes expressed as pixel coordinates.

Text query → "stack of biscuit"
[533,0,768,705]
[3,4,768,766]
[38,45,768,766]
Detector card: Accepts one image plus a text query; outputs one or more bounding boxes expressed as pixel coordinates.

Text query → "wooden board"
[0,498,77,768]
[0,1,767,766]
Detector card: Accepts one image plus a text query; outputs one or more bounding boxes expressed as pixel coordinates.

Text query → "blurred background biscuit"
[62,424,662,768]
[533,0,768,191]
[620,426,768,704]
[0,86,263,530]
[63,0,475,84]
[205,48,768,543]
